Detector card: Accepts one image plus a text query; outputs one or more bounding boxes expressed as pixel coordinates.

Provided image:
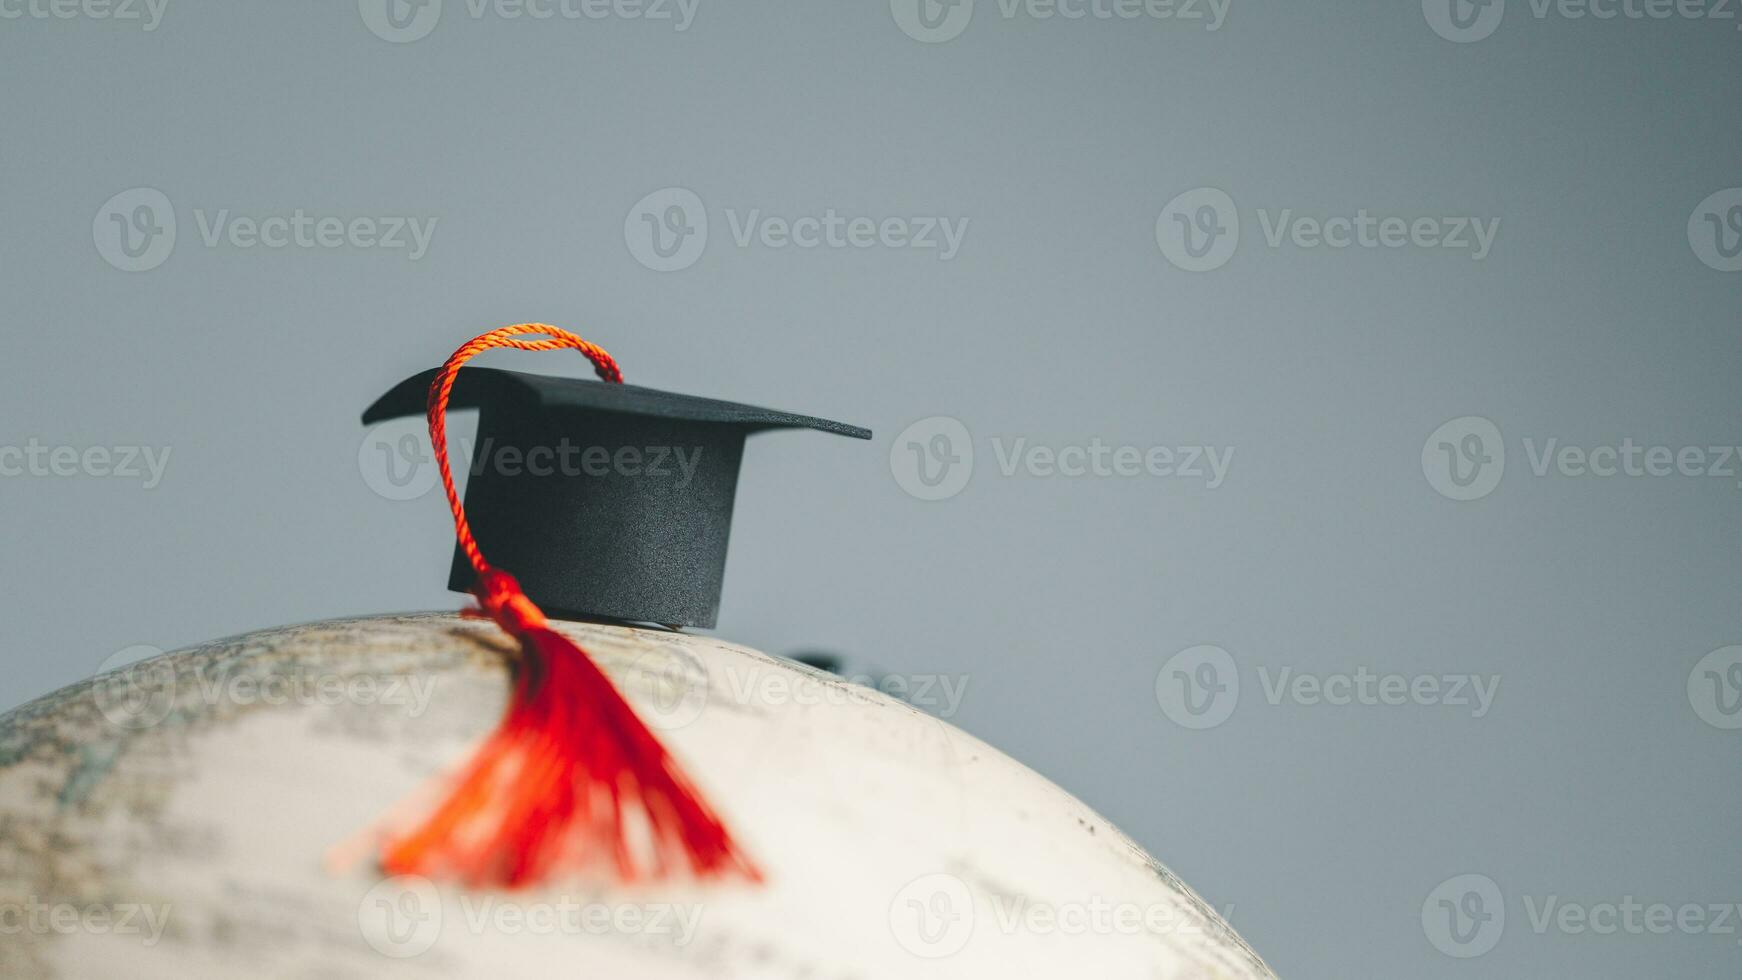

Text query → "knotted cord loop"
[424,324,622,627]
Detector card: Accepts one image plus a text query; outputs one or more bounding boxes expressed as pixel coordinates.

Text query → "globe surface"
[0,614,1274,978]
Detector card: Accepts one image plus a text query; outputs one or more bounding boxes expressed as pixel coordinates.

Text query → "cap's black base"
[446,408,744,629]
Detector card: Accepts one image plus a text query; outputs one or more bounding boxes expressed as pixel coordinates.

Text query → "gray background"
[3,1,1739,976]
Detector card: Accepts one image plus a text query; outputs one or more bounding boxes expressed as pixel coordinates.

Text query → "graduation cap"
[364,366,871,629]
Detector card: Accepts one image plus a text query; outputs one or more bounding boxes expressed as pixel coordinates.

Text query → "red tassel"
[372,325,761,889]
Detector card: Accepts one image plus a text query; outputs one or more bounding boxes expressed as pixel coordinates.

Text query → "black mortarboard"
[364,367,870,628]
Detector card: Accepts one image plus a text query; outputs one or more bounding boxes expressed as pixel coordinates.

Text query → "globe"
[0,614,1274,978]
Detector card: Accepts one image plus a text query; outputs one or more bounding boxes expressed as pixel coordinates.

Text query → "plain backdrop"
[2,2,1739,977]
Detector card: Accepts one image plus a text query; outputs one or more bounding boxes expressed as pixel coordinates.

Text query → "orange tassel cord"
[377,324,762,889]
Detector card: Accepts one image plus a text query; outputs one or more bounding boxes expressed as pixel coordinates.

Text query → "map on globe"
[0,614,1275,979]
